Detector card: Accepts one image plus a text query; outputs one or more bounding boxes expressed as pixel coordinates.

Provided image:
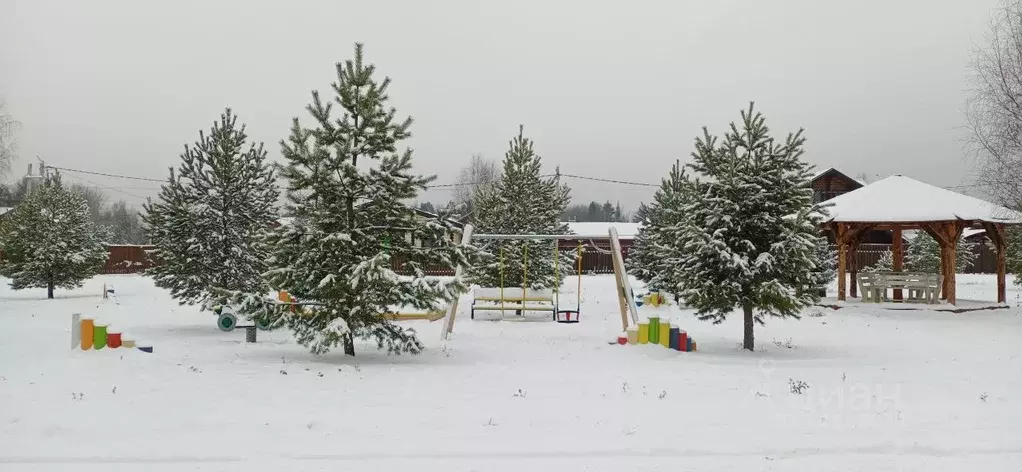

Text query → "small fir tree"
[0,174,107,298]
[228,43,472,356]
[143,108,278,310]
[866,250,894,272]
[671,104,826,351]
[813,241,837,292]
[628,161,689,298]
[628,203,656,284]
[469,126,570,289]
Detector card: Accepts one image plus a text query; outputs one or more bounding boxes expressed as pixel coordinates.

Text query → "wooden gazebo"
[821,175,1022,305]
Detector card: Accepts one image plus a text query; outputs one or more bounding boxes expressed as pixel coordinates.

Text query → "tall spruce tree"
[469,126,570,289]
[143,108,278,310]
[670,104,826,351]
[628,161,689,297]
[228,43,471,356]
[0,174,107,298]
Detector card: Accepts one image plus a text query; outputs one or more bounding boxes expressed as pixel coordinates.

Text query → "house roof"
[812,167,865,188]
[565,222,641,239]
[823,175,1022,224]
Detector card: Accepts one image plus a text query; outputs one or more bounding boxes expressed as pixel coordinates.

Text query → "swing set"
[449,228,640,338]
[468,239,584,322]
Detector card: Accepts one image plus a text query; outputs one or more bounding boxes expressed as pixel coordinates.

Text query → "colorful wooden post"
[648,316,660,344]
[658,322,670,348]
[638,322,649,344]
[81,318,95,350]
[71,314,81,349]
[93,324,107,350]
[679,330,688,352]
[107,332,122,348]
[626,327,638,345]
[669,325,679,350]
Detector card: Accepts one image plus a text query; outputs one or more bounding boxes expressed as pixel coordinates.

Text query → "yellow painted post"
[659,321,671,348]
[576,242,583,307]
[638,322,649,344]
[522,243,528,301]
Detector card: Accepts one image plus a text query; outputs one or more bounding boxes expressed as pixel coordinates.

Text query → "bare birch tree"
[0,101,20,177]
[966,0,1022,208]
[453,154,497,222]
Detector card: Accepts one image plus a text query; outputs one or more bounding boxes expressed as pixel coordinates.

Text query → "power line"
[48,166,165,183]
[63,174,147,200]
[558,173,658,187]
[48,163,659,191]
[423,174,557,189]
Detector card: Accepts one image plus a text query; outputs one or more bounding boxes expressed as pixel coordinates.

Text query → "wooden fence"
[833,242,996,274]
[101,241,999,278]
[103,245,156,274]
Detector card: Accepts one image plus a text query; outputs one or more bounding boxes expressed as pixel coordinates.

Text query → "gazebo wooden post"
[892,227,904,300]
[847,227,871,300]
[848,242,858,299]
[982,222,1008,304]
[934,221,965,305]
[922,222,957,304]
[835,223,848,301]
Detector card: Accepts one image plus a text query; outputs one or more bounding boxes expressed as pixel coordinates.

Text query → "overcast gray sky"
[0,0,1001,214]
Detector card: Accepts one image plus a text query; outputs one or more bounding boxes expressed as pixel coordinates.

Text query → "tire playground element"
[255,316,272,331]
[217,312,238,332]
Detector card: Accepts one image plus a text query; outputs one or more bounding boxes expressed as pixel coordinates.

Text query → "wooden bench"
[858,272,942,304]
[470,288,557,320]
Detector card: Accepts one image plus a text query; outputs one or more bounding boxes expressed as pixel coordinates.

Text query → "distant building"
[812,168,894,244]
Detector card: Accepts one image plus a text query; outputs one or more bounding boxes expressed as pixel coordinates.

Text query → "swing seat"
[471,288,557,320]
[555,309,580,323]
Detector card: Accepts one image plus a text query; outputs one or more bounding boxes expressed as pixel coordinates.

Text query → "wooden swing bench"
[470,288,557,320]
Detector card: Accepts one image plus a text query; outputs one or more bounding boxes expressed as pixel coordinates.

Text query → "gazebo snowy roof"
[823,175,1022,224]
[822,175,1019,306]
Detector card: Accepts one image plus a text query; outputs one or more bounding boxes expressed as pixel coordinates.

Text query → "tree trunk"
[343,333,355,356]
[742,304,754,351]
[47,280,54,299]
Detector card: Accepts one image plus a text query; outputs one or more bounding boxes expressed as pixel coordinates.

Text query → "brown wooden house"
[813,168,893,244]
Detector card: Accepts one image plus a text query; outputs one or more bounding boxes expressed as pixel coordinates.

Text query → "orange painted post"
[81,318,94,350]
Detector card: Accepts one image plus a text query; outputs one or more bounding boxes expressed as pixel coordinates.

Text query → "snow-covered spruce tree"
[142,108,278,310]
[1006,226,1022,283]
[866,250,894,273]
[628,161,690,298]
[0,174,107,298]
[628,203,657,284]
[672,103,826,351]
[468,126,571,289]
[906,233,978,273]
[813,242,837,294]
[229,43,472,356]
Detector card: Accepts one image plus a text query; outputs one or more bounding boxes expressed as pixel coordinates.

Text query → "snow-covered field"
[1,274,1021,471]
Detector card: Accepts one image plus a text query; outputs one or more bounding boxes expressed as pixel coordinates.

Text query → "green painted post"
[93,325,108,350]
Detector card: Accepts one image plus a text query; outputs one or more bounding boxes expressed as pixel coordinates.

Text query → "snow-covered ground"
[1,274,1021,471]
